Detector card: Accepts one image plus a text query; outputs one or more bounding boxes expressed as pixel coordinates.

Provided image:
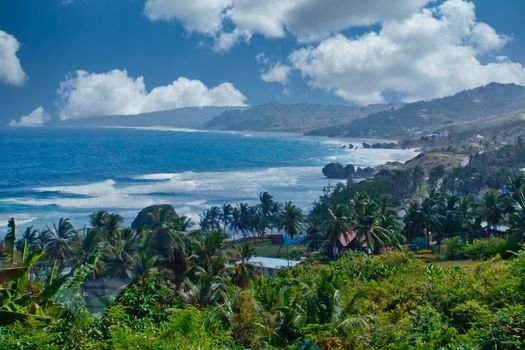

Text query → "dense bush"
[446,236,514,260]
[1,251,524,349]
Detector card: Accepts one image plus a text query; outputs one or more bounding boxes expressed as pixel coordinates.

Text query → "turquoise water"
[0,127,417,232]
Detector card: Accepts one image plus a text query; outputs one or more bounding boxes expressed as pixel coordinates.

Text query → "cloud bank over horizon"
[0,29,26,86]
[57,69,247,120]
[9,106,50,127]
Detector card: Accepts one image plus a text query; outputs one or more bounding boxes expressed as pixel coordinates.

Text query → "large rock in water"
[322,163,355,179]
[131,204,177,230]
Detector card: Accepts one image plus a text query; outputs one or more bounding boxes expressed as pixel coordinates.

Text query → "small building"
[481,221,510,234]
[249,256,301,275]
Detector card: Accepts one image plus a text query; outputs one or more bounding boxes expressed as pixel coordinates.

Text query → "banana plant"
[0,239,98,326]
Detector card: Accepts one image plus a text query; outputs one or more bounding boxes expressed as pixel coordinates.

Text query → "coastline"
[0,127,417,232]
[100,125,402,146]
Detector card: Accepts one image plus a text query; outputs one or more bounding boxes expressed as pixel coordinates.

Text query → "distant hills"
[57,106,245,129]
[200,102,392,133]
[308,83,525,138]
[57,83,525,141]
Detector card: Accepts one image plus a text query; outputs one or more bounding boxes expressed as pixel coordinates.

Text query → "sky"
[1,0,525,126]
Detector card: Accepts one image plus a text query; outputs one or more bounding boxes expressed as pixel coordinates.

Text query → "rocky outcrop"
[371,142,397,149]
[354,167,375,178]
[363,142,397,149]
[131,204,177,230]
[322,163,355,179]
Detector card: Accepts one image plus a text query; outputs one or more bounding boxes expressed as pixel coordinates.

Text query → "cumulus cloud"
[9,106,50,127]
[0,29,27,86]
[261,62,291,84]
[57,69,247,120]
[144,0,430,50]
[288,0,525,105]
[144,0,232,34]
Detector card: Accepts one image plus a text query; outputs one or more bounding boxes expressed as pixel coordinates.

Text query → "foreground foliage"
[0,250,524,349]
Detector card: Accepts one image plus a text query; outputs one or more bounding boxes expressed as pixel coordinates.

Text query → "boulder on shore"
[322,163,355,179]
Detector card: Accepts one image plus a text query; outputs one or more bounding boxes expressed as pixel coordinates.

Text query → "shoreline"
[0,127,417,232]
[99,125,402,145]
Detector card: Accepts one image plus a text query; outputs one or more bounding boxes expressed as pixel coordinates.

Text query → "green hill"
[308,83,525,138]
[201,101,392,133]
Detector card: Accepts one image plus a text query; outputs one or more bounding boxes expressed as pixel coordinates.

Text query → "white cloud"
[289,0,525,105]
[144,0,232,34]
[261,62,291,84]
[144,0,430,50]
[57,69,247,120]
[9,106,50,127]
[0,29,27,86]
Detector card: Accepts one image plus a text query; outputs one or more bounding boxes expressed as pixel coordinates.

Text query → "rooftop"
[249,256,301,270]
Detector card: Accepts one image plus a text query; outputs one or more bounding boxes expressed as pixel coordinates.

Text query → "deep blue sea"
[0,127,417,233]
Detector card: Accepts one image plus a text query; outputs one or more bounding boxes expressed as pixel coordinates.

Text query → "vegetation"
[309,82,525,138]
[1,139,525,349]
[202,101,388,133]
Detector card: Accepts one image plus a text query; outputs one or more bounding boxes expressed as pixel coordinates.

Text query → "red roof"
[338,231,356,247]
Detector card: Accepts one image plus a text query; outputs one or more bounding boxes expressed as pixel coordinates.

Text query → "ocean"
[0,127,417,233]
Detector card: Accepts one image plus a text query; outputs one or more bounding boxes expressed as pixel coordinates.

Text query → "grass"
[250,238,305,258]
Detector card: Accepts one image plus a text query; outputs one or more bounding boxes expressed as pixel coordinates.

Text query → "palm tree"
[124,251,160,282]
[325,204,352,259]
[256,192,274,218]
[189,230,227,271]
[305,216,324,252]
[207,206,222,231]
[230,243,258,288]
[43,218,76,266]
[4,218,16,262]
[510,186,525,236]
[15,226,39,253]
[277,202,303,265]
[404,197,444,248]
[481,189,504,235]
[269,201,283,234]
[220,203,233,232]
[350,195,402,253]
[89,210,106,229]
[146,226,188,281]
[172,215,193,231]
[237,202,254,239]
[251,211,269,239]
[256,192,274,232]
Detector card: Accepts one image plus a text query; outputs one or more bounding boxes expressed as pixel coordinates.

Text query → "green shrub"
[446,237,510,260]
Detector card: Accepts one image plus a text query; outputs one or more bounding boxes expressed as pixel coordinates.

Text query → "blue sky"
[1,0,525,126]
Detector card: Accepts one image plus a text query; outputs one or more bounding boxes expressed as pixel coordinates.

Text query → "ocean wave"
[0,215,37,228]
[0,167,326,213]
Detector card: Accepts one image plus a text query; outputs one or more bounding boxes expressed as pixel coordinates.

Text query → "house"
[249,256,301,275]
[481,221,510,234]
[330,231,357,258]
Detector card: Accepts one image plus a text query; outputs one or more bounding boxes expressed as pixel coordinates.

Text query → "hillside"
[201,101,392,133]
[308,83,525,138]
[57,106,245,129]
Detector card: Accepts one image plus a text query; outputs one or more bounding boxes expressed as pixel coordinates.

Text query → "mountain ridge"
[308,82,525,138]
[200,101,395,133]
